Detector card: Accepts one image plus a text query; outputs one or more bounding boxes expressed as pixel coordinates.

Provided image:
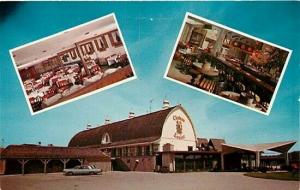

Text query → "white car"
[63,165,102,175]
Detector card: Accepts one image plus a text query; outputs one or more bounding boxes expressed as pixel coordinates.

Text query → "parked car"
[63,165,102,176]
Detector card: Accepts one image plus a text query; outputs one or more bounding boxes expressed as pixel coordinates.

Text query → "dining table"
[107,54,119,66]
[178,49,199,56]
[28,91,44,99]
[191,62,220,82]
[219,91,240,101]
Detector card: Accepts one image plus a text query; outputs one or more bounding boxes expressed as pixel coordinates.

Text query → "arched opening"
[66,159,81,169]
[5,159,22,174]
[102,133,111,144]
[25,160,44,174]
[47,160,64,173]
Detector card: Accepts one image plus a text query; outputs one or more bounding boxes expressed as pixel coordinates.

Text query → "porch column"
[60,159,70,169]
[203,159,206,170]
[247,154,251,168]
[284,152,289,166]
[17,159,29,175]
[183,155,186,172]
[221,153,224,171]
[41,159,50,174]
[56,55,67,73]
[75,43,91,77]
[193,155,196,171]
[255,152,260,168]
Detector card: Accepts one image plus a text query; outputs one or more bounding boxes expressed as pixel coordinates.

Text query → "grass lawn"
[244,172,300,181]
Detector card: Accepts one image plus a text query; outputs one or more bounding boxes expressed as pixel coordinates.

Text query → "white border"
[164,12,292,116]
[9,13,137,116]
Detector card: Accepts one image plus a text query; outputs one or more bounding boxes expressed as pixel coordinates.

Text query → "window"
[101,133,111,144]
[122,147,127,157]
[70,48,78,59]
[108,30,122,47]
[145,146,151,156]
[94,35,108,51]
[80,42,95,55]
[152,144,159,153]
[131,147,136,156]
[60,54,69,63]
[137,146,142,156]
[188,146,193,151]
[111,148,116,157]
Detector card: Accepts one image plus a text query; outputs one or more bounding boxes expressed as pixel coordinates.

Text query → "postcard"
[0,2,299,190]
[164,12,292,115]
[10,13,136,115]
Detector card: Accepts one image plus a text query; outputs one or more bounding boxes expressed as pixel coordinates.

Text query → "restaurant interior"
[13,16,133,113]
[167,16,289,113]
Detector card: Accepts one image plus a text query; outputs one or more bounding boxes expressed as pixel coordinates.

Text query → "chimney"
[86,124,92,130]
[104,118,110,125]
[162,100,170,109]
[128,112,135,118]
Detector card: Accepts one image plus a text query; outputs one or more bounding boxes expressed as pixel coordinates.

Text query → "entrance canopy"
[222,141,296,155]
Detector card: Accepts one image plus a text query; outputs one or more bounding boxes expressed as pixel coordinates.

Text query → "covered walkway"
[221,141,296,170]
[0,144,110,174]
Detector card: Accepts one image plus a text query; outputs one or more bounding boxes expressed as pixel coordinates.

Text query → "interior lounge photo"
[166,14,290,114]
[12,15,135,114]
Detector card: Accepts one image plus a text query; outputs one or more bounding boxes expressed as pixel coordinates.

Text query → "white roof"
[222,141,296,153]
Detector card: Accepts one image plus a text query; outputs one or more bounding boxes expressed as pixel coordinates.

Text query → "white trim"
[222,141,296,153]
[98,140,160,149]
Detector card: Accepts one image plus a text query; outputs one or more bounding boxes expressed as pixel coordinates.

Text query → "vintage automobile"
[63,165,102,175]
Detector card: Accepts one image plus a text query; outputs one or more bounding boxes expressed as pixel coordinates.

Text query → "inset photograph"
[165,12,292,115]
[10,13,136,115]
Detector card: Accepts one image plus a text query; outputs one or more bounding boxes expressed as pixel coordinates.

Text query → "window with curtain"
[80,42,95,55]
[108,30,122,47]
[69,48,78,60]
[94,35,108,51]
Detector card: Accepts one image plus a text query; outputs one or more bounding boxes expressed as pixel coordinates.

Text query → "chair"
[56,79,70,93]
[198,78,217,93]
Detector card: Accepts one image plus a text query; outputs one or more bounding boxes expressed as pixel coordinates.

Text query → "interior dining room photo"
[165,13,291,114]
[10,14,135,114]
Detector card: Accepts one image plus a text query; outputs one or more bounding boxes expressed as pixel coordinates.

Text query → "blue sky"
[0,2,299,151]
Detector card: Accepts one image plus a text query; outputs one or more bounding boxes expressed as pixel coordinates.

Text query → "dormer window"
[102,133,111,144]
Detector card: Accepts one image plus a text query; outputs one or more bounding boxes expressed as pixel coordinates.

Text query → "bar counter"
[215,57,275,93]
[181,49,276,93]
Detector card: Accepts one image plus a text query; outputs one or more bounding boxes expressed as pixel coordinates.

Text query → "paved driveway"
[0,172,299,190]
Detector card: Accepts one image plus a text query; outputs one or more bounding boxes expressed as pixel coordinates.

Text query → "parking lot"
[0,172,299,190]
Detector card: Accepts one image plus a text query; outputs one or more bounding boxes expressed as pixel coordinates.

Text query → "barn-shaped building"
[68,103,222,172]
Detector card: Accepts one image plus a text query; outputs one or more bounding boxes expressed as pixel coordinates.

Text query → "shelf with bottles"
[222,33,256,55]
[222,41,255,55]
